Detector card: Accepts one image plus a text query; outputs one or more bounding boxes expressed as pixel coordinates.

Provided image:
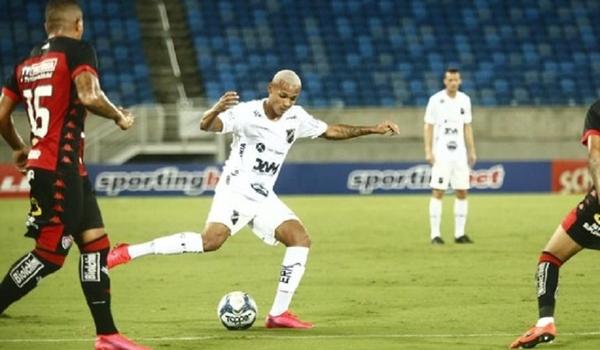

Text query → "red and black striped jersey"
[2,36,98,176]
[582,100,600,146]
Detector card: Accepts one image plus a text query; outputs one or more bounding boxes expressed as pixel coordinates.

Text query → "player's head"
[443,68,461,94]
[45,0,84,40]
[267,69,302,117]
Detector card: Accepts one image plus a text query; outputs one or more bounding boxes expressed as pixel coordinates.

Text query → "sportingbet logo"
[95,166,221,196]
[347,164,505,194]
[0,165,30,197]
[552,161,590,194]
[253,158,280,175]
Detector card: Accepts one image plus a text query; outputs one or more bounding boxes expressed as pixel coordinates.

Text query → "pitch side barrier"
[1,161,586,198]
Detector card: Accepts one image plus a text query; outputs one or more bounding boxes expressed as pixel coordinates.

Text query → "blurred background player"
[107,69,400,329]
[510,100,600,349]
[424,68,477,245]
[0,1,148,349]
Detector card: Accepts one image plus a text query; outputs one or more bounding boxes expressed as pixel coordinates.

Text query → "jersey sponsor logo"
[286,129,295,143]
[446,141,458,150]
[250,183,269,197]
[239,143,246,158]
[94,166,221,196]
[81,252,101,282]
[347,164,505,194]
[10,253,44,288]
[444,127,459,135]
[252,158,280,175]
[20,58,58,83]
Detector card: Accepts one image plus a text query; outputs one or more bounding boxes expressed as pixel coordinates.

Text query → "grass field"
[1,194,600,350]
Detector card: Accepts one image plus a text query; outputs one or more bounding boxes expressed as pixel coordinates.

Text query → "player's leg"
[451,162,473,243]
[0,169,67,314]
[78,176,150,349]
[510,225,581,349]
[429,161,448,244]
[108,187,248,268]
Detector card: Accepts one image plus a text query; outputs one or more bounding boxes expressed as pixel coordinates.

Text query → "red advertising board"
[0,165,29,198]
[551,160,590,194]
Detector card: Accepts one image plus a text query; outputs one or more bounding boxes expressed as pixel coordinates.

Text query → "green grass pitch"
[1,194,600,349]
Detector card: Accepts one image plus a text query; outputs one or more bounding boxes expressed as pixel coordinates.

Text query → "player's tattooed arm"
[587,134,600,197]
[0,94,28,171]
[74,72,133,130]
[320,120,400,140]
[200,91,239,132]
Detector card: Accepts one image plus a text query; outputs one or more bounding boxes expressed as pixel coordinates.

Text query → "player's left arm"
[587,135,600,193]
[464,123,477,166]
[0,93,28,171]
[320,120,400,140]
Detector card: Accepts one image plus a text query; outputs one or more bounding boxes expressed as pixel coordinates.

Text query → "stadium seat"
[0,0,154,105]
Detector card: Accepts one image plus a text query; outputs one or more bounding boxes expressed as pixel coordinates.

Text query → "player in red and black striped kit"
[510,100,600,349]
[0,1,149,349]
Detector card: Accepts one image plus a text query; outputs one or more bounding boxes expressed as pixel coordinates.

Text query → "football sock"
[537,251,562,319]
[536,317,555,327]
[128,232,203,259]
[429,197,442,239]
[0,251,62,314]
[79,235,118,335]
[454,198,468,238]
[269,247,309,316]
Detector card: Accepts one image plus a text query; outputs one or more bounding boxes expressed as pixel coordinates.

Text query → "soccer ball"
[217,291,258,330]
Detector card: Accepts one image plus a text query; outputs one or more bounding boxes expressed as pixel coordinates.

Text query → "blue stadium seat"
[0,0,154,105]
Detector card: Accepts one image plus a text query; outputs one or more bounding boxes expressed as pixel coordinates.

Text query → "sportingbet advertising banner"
[0,161,554,198]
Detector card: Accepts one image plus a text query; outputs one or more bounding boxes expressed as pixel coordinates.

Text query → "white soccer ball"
[217,291,258,330]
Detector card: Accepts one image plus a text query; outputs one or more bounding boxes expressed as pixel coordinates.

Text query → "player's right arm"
[0,92,28,171]
[199,91,239,132]
[74,72,133,130]
[588,135,600,195]
[423,97,435,165]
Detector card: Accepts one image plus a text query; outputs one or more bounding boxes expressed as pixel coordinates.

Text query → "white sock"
[269,247,309,316]
[536,317,555,327]
[128,232,204,259]
[454,199,468,238]
[429,197,442,239]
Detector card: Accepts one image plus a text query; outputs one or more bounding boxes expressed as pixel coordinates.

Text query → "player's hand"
[425,151,435,165]
[116,108,135,130]
[374,120,400,135]
[12,147,29,173]
[468,153,477,167]
[212,91,239,113]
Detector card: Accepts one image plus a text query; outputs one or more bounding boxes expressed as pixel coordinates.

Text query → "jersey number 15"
[23,85,53,138]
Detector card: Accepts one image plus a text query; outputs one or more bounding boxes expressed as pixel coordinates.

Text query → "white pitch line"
[1,332,600,343]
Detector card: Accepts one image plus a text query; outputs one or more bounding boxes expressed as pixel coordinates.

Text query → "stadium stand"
[0,0,154,106]
[184,0,600,107]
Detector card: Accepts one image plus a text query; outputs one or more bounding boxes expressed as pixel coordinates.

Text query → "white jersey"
[217,99,328,201]
[424,90,472,162]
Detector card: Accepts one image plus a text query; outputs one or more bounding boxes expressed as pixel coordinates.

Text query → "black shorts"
[561,189,600,250]
[25,168,104,257]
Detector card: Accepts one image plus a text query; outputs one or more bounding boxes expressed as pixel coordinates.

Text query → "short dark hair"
[45,0,82,33]
[446,68,460,74]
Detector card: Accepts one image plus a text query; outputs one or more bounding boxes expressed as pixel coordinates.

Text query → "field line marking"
[2,331,600,343]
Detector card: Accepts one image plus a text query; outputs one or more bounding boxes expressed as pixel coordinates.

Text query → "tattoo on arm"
[74,72,122,121]
[321,124,373,140]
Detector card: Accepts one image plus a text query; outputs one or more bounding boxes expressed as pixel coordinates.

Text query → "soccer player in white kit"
[107,70,400,328]
[424,68,477,245]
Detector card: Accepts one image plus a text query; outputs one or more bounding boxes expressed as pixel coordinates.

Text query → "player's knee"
[202,230,229,252]
[432,190,444,199]
[455,190,468,199]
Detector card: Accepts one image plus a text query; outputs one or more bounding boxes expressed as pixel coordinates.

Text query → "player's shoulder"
[428,90,445,103]
[586,100,600,120]
[49,37,94,53]
[457,91,471,101]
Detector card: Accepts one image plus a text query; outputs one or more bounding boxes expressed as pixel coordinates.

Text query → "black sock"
[537,251,563,319]
[0,251,61,314]
[79,235,118,335]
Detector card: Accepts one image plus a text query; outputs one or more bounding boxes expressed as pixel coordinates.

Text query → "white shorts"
[429,160,471,190]
[206,186,299,246]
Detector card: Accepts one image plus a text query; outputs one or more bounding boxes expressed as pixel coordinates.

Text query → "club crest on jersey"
[10,253,44,288]
[286,129,295,144]
[62,235,74,249]
[256,143,266,153]
[231,210,239,225]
